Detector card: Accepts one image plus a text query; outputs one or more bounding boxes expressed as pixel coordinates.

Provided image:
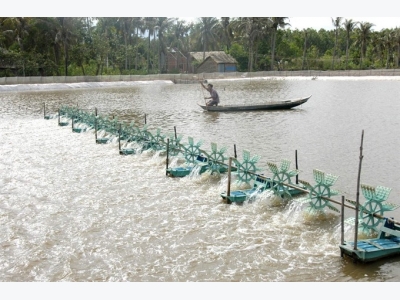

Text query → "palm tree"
[230,17,268,72]
[116,17,134,71]
[2,17,30,76]
[302,29,308,70]
[198,17,219,61]
[382,30,395,68]
[214,17,233,51]
[355,21,375,69]
[394,27,400,68]
[132,17,145,71]
[154,17,173,73]
[143,17,156,73]
[92,17,115,75]
[169,20,191,71]
[54,17,80,76]
[270,17,289,70]
[371,31,385,67]
[343,19,358,70]
[331,17,342,70]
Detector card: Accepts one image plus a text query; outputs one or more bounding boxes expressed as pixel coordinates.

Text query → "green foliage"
[228,42,248,71]
[1,17,400,76]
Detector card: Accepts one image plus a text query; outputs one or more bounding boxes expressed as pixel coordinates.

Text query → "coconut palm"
[168,20,191,71]
[302,29,308,70]
[394,27,400,68]
[371,31,385,67]
[131,17,145,71]
[92,17,116,75]
[230,17,268,72]
[214,17,233,51]
[2,17,30,76]
[198,17,219,61]
[54,17,81,76]
[116,17,134,70]
[331,17,342,70]
[153,17,173,73]
[270,17,289,70]
[343,19,358,69]
[382,30,395,68]
[355,21,375,69]
[143,17,156,73]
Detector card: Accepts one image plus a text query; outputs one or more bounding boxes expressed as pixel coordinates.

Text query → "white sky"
[179,17,400,31]
[6,1,400,31]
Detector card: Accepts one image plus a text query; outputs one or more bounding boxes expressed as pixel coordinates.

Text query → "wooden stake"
[145,114,147,124]
[43,103,46,119]
[95,116,98,143]
[174,126,177,141]
[118,124,121,152]
[94,108,98,142]
[295,150,299,184]
[341,195,345,246]
[166,138,170,175]
[354,130,364,250]
[234,144,237,158]
[227,157,232,204]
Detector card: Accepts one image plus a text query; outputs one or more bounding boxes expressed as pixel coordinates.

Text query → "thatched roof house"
[189,51,237,73]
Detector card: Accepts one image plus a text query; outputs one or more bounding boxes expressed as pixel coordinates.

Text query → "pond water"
[1,76,400,282]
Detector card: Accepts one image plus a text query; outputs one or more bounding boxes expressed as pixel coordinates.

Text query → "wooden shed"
[189,51,237,73]
[166,47,189,73]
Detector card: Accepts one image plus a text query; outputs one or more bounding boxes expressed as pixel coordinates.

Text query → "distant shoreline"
[1,69,400,89]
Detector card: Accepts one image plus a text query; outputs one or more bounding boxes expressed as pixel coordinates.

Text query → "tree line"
[0,17,399,77]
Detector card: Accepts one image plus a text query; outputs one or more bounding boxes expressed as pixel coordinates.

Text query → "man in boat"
[200,82,219,106]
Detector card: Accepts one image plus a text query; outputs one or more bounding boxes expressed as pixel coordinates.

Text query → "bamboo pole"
[58,108,60,125]
[174,126,177,141]
[227,157,232,204]
[234,144,237,158]
[95,117,98,143]
[354,130,364,250]
[118,124,121,152]
[43,103,46,119]
[295,150,299,184]
[166,138,170,175]
[145,114,147,125]
[341,195,345,246]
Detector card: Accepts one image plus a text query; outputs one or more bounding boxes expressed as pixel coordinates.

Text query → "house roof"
[190,51,237,64]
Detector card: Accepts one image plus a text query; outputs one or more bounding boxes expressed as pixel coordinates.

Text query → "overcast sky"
[179,17,400,31]
[8,1,400,32]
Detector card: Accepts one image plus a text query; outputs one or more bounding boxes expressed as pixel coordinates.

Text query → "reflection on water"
[1,77,400,282]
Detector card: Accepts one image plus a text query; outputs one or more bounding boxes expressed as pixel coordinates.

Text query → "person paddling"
[200,82,220,106]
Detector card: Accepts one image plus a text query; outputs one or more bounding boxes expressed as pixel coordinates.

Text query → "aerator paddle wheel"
[146,128,166,152]
[203,142,227,174]
[267,159,299,199]
[296,169,340,213]
[233,150,260,185]
[345,184,399,235]
[166,133,182,157]
[183,137,203,164]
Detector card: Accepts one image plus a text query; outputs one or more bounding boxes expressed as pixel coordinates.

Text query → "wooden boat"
[198,95,311,112]
[339,218,400,263]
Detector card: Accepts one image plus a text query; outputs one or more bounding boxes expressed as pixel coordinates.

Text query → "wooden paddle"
[199,80,207,106]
